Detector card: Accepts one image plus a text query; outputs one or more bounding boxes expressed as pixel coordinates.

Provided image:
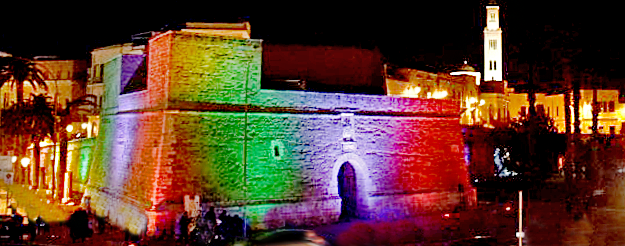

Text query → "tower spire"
[484,0,502,82]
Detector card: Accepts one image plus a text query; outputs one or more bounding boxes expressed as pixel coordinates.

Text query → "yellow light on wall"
[431,90,448,99]
[583,103,592,119]
[20,157,30,168]
[401,86,421,97]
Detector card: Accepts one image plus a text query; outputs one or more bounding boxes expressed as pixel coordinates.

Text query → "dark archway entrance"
[338,162,357,220]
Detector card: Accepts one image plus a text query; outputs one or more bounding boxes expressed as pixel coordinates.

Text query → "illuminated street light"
[81,122,88,129]
[66,124,73,133]
[479,99,486,106]
[20,157,30,168]
[11,156,17,163]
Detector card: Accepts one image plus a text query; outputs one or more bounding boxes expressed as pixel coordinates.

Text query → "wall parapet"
[163,90,462,117]
[119,90,149,112]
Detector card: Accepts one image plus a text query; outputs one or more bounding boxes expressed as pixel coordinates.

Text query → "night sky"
[0,1,621,71]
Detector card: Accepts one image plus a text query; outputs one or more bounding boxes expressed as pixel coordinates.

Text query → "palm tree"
[0,56,48,166]
[56,95,96,200]
[0,104,30,183]
[0,56,48,106]
[24,94,55,189]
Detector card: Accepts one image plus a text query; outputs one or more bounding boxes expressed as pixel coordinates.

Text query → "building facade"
[385,64,481,125]
[1,57,87,110]
[508,89,625,134]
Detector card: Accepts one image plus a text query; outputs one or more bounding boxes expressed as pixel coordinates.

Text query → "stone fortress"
[84,29,475,236]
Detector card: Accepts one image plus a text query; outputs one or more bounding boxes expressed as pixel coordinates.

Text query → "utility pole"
[518,190,523,246]
[52,73,59,198]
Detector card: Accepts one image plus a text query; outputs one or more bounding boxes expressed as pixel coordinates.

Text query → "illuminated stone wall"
[68,138,95,186]
[87,105,472,233]
[148,31,262,108]
[24,137,94,206]
[85,30,474,236]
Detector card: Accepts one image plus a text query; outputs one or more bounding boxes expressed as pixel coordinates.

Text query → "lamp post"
[11,156,17,183]
[58,124,72,202]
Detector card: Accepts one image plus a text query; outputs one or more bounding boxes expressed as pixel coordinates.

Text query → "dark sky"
[0,1,620,68]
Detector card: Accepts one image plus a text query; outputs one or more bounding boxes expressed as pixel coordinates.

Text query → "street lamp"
[66,124,73,133]
[11,156,17,164]
[20,157,30,168]
[20,157,30,186]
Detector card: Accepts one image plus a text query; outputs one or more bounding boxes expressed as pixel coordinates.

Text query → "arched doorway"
[338,162,357,220]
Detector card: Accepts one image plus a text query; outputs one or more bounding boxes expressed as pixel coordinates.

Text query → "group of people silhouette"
[178,206,247,245]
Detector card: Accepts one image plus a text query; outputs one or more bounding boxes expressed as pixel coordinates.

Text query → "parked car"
[251,229,329,246]
[0,215,30,242]
[441,209,461,231]
[450,237,497,246]
[0,215,12,241]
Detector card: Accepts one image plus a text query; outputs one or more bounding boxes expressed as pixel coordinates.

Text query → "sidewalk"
[311,207,517,246]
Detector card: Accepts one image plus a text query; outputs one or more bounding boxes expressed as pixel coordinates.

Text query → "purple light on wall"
[121,55,147,94]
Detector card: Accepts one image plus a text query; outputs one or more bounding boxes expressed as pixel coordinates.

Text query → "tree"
[0,104,30,183]
[0,56,48,106]
[55,95,96,200]
[24,94,55,189]
[507,113,561,176]
[0,56,48,164]
[1,94,56,186]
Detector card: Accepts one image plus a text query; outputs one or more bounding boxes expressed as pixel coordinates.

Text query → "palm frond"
[0,56,49,103]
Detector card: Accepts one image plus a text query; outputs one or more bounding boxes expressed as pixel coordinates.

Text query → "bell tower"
[484,0,502,82]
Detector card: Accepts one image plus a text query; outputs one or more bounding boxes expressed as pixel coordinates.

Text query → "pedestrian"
[35,216,42,235]
[233,215,244,238]
[218,210,228,224]
[179,211,190,245]
[69,207,90,243]
[77,208,91,239]
[205,206,217,230]
[10,208,24,244]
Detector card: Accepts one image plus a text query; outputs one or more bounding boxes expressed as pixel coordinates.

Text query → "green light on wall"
[79,144,92,183]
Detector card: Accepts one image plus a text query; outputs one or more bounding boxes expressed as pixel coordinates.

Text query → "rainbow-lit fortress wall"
[85,30,476,236]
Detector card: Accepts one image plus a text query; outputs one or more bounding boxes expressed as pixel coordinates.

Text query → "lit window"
[490,40,497,50]
[494,61,497,70]
[609,101,615,112]
[490,12,496,22]
[490,61,492,70]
